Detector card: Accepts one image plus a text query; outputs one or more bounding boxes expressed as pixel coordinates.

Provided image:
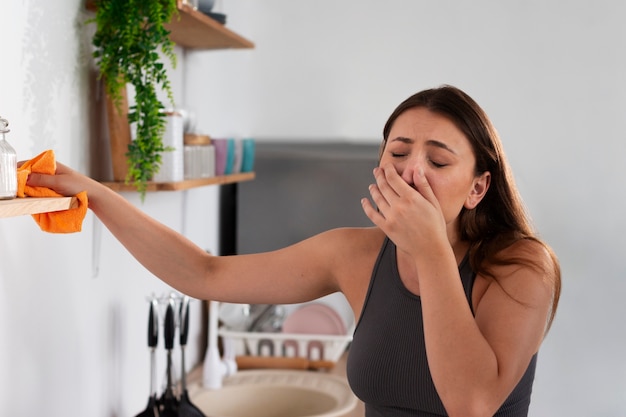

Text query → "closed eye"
[430,159,448,168]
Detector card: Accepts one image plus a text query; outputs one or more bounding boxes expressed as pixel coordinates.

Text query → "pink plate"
[282,303,347,335]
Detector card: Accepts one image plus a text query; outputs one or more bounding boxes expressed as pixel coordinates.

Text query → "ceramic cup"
[213,139,228,176]
[224,138,235,175]
[241,138,256,173]
[232,138,243,174]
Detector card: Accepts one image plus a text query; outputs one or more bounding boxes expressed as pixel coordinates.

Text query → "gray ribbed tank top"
[346,238,537,417]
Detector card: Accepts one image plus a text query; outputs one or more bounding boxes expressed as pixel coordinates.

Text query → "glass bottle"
[0,116,17,199]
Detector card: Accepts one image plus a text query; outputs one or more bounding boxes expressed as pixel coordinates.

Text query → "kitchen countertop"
[186,350,364,417]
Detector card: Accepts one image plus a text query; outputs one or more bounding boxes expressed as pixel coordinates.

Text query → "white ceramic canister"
[153,111,184,182]
[184,145,197,180]
[184,144,210,179]
[204,144,215,178]
[183,134,214,179]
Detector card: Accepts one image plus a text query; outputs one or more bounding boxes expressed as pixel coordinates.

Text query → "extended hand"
[25,161,98,199]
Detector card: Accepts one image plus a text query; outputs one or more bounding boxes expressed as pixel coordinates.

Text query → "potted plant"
[90,0,178,198]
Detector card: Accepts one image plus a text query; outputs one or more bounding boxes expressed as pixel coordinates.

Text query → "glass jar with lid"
[0,116,17,199]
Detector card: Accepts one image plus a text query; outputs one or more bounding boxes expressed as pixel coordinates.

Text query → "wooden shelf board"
[167,3,254,49]
[86,1,254,50]
[102,172,255,192]
[85,1,255,190]
[0,197,79,219]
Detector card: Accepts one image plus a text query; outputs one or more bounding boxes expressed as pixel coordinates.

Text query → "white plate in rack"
[282,303,347,336]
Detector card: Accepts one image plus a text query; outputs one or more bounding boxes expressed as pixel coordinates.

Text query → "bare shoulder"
[474,238,559,320]
[490,239,559,294]
[309,227,386,272]
[318,226,386,252]
[313,227,386,315]
[284,226,385,279]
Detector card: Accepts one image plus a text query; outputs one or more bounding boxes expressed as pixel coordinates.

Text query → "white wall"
[1,0,625,416]
[0,1,219,416]
[185,1,626,416]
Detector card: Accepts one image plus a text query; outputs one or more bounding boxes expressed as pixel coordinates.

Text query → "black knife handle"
[148,298,159,348]
[179,296,190,347]
[164,300,175,350]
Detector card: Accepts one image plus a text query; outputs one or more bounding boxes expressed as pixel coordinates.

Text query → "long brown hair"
[381,85,561,331]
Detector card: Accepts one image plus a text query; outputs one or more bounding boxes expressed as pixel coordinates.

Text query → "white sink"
[188,370,358,417]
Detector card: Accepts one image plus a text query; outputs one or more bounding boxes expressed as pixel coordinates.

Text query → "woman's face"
[380,107,490,230]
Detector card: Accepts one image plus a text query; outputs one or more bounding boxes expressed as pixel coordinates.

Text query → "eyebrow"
[389,136,457,155]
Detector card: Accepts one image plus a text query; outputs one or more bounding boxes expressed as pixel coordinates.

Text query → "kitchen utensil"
[159,300,179,417]
[178,296,206,417]
[217,303,251,331]
[235,355,335,371]
[135,298,160,417]
[248,304,279,332]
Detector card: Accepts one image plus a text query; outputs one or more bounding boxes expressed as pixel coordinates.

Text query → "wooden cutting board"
[235,355,336,371]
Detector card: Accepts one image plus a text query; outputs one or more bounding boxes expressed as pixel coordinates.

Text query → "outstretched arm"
[28,163,215,294]
[26,163,342,303]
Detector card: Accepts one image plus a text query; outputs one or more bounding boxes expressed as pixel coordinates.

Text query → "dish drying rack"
[204,299,354,389]
[215,298,355,364]
[218,326,353,363]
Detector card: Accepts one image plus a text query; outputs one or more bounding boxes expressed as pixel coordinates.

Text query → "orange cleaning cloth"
[16,150,88,233]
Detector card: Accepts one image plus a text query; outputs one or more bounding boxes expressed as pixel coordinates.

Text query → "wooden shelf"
[87,0,255,191]
[0,197,79,219]
[86,1,254,50]
[102,172,255,192]
[166,2,254,49]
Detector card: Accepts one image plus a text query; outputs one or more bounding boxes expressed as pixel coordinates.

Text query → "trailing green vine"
[90,0,178,199]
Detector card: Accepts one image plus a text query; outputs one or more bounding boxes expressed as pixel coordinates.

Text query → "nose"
[399,156,423,186]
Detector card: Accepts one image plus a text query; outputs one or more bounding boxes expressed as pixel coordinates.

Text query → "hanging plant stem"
[90,0,177,199]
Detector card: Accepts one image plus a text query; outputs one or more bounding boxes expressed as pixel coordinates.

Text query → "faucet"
[202,300,238,389]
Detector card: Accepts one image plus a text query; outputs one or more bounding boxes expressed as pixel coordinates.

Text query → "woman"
[29,85,560,417]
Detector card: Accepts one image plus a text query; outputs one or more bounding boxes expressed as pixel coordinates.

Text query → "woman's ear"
[465,171,491,209]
